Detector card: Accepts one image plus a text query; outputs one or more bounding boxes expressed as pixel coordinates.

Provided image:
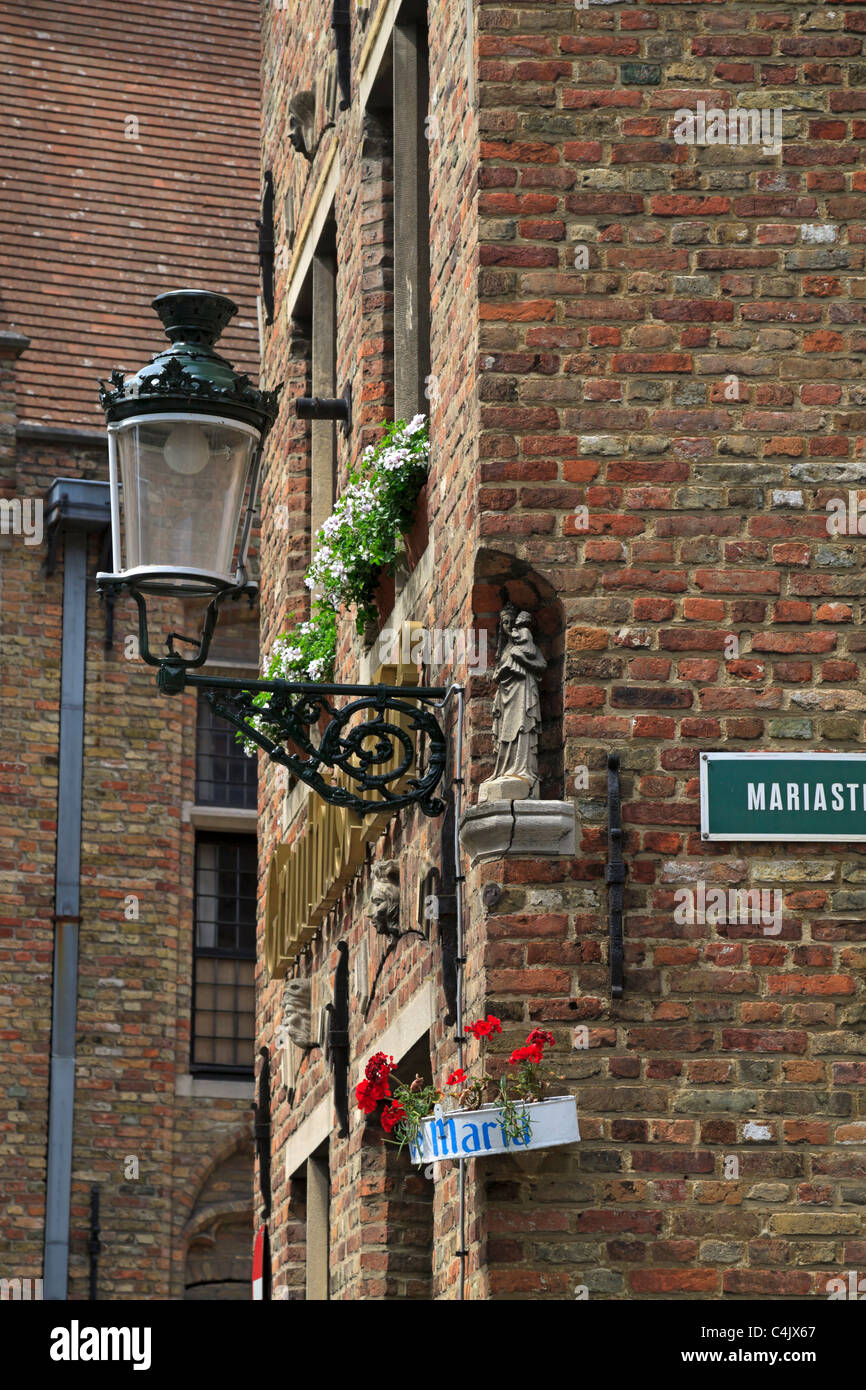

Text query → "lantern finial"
[152,290,238,347]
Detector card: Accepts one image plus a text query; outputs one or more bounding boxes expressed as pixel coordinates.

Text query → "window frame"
[190,830,257,1078]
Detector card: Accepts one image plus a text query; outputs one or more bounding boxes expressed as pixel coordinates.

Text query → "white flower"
[404,413,426,437]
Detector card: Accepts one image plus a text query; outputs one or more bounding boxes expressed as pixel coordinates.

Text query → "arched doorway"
[183,1142,254,1300]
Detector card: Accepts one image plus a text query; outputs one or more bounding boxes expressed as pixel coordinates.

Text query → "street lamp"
[97,290,448,817]
[98,290,275,600]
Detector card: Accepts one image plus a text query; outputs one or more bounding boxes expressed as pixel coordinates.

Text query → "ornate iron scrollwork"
[123,584,449,818]
[202,680,447,818]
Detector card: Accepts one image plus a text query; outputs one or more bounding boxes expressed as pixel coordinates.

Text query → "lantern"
[97,289,281,598]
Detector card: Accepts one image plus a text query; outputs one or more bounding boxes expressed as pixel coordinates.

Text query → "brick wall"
[0,429,256,1297]
[473,0,866,1299]
[257,0,865,1302]
[258,0,484,1301]
[0,0,263,1298]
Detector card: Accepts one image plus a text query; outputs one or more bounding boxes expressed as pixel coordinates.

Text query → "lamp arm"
[128,585,255,675]
[181,675,450,818]
[115,584,453,819]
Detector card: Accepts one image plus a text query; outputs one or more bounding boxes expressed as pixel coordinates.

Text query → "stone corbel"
[458,799,576,868]
[367,859,401,938]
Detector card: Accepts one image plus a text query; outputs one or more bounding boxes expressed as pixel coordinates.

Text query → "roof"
[0,0,263,429]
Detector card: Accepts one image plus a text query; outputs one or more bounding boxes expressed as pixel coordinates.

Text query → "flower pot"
[408,1094,579,1166]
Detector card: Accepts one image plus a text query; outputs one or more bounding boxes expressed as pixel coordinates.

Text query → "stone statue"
[288,92,316,160]
[281,977,313,1048]
[368,860,400,937]
[477,603,547,805]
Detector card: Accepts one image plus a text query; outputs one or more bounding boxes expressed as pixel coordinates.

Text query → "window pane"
[195,693,258,808]
[193,835,256,1072]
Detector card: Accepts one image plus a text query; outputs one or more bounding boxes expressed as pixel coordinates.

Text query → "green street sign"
[700,752,866,842]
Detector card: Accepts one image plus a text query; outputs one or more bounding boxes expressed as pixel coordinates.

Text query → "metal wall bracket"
[325,942,350,1137]
[332,0,351,109]
[294,381,352,435]
[118,583,448,818]
[88,1186,101,1301]
[254,1046,272,1220]
[605,753,626,999]
[257,171,275,327]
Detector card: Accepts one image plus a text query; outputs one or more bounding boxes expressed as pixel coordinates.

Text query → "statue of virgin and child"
[477,602,546,805]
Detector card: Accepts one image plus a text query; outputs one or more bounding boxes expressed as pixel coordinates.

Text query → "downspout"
[42,478,110,1300]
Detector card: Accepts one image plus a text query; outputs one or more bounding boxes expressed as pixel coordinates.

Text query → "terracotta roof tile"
[0,0,263,428]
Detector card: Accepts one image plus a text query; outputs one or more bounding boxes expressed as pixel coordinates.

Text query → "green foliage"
[387,1080,443,1154]
[239,416,429,752]
[305,413,430,634]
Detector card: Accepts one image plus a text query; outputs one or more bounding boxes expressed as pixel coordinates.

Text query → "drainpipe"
[42,479,110,1300]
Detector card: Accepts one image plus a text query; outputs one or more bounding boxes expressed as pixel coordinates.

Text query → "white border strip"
[355,980,434,1085]
[700,751,866,842]
[283,152,341,324]
[283,1096,332,1182]
[359,0,401,111]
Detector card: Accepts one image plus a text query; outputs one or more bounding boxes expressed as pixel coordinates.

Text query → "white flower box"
[408,1094,579,1165]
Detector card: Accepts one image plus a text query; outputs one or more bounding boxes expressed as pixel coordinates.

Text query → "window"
[392,10,431,419]
[286,215,338,564]
[363,1,431,419]
[195,692,257,809]
[192,834,256,1073]
[311,222,338,545]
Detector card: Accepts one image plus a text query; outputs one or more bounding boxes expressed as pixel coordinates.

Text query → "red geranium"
[365,1051,395,1083]
[466,1015,502,1040]
[446,1068,467,1086]
[356,1080,378,1114]
[356,1074,391,1114]
[526,1028,555,1050]
[509,1042,543,1066]
[381,1101,406,1134]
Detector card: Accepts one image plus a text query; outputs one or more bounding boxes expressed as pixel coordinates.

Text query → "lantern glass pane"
[116,416,258,586]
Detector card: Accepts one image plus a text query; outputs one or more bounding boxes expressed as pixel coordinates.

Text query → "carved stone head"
[281,976,313,1048]
[289,91,316,160]
[368,860,400,937]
